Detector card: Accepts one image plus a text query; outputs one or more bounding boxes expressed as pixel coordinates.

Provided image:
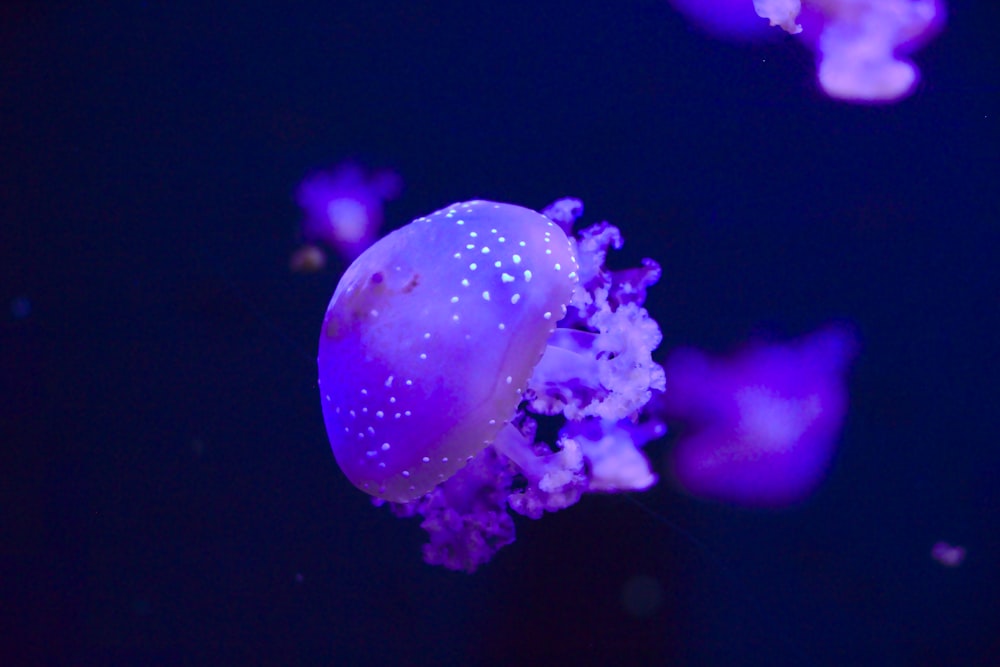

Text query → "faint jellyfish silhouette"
[930,541,966,567]
[660,326,857,507]
[318,199,666,571]
[10,296,31,320]
[292,162,402,269]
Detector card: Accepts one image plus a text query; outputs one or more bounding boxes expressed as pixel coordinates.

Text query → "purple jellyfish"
[294,162,402,266]
[669,0,946,103]
[318,199,666,571]
[760,0,947,103]
[660,326,857,507]
[931,541,966,567]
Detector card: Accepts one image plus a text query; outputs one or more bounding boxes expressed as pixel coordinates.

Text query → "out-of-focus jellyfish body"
[294,163,402,267]
[660,326,857,507]
[319,199,666,571]
[670,0,945,103]
[931,541,966,567]
[668,0,777,40]
[770,0,947,103]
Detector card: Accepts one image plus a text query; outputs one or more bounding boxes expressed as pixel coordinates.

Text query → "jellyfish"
[659,326,857,507]
[293,162,402,267]
[318,199,666,571]
[931,541,966,567]
[766,0,946,103]
[668,0,946,103]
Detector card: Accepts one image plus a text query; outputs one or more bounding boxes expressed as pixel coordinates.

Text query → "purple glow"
[796,0,946,103]
[320,199,666,571]
[668,0,776,40]
[670,0,946,103]
[661,326,857,507]
[295,162,402,262]
[931,541,966,567]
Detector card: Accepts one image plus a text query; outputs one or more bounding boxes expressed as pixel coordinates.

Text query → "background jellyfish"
[291,162,402,270]
[659,326,858,507]
[319,198,666,571]
[668,0,946,102]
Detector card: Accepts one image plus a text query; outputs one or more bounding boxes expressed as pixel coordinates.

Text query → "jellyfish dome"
[319,199,667,571]
[318,201,578,502]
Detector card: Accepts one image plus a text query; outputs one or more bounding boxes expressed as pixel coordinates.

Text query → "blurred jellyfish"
[670,0,945,103]
[318,199,665,571]
[668,0,777,40]
[660,326,857,507]
[293,162,402,267]
[778,0,945,102]
[931,541,966,567]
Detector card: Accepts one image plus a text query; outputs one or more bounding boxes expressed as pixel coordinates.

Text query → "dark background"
[3,1,997,665]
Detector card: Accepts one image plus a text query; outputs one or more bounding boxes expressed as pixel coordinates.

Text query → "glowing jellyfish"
[319,199,666,571]
[669,0,946,103]
[660,326,857,507]
[931,541,966,567]
[294,162,402,266]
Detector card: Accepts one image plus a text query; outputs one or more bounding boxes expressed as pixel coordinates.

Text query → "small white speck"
[498,322,505,330]
[505,376,512,384]
[524,270,533,282]
[469,263,478,270]
[385,375,394,387]
[450,296,459,303]
[501,273,515,283]
[481,246,490,254]
[422,456,430,463]
[482,291,490,301]
[376,411,384,418]
[543,311,552,319]
[381,443,390,451]
[401,470,410,477]
[461,278,470,287]
[419,353,427,360]
[512,254,521,264]
[510,293,520,304]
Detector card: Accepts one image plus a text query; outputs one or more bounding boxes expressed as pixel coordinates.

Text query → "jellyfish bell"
[318,200,579,502]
